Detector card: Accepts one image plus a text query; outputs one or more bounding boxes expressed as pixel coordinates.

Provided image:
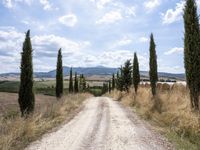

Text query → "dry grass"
[0,93,91,150]
[108,84,200,149]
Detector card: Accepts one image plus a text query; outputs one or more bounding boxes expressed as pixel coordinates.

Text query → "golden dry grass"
[0,93,91,150]
[109,84,200,149]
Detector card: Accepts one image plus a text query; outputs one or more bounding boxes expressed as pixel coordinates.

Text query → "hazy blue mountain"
[0,66,185,80]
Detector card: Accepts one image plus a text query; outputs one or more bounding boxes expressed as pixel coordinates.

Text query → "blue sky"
[0,0,199,73]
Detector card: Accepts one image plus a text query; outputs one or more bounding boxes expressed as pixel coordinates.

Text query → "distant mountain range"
[0,66,185,80]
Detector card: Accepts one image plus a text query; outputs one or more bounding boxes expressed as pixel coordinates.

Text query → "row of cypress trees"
[114,0,200,111]
[68,68,86,93]
[114,33,157,96]
[18,30,87,116]
[17,0,200,116]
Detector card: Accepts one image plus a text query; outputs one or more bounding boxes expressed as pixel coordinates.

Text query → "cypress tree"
[56,48,63,98]
[133,52,140,93]
[74,72,79,93]
[116,71,119,79]
[69,67,73,93]
[117,66,124,92]
[183,0,200,110]
[149,33,158,96]
[18,30,35,117]
[79,74,83,92]
[122,60,132,92]
[112,73,115,90]
[82,74,86,91]
[102,83,108,94]
[108,80,111,93]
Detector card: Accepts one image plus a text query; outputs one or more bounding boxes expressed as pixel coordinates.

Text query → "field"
[0,80,69,96]
[0,91,91,150]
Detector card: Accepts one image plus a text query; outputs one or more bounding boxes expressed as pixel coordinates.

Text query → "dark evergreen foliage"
[18,30,35,117]
[102,83,108,94]
[133,52,140,93]
[69,67,73,93]
[121,60,132,92]
[112,73,115,90]
[79,74,86,92]
[149,33,158,96]
[56,48,63,98]
[108,80,111,93]
[183,0,200,110]
[74,72,79,93]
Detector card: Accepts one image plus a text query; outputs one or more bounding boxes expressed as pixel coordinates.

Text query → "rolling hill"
[0,66,185,80]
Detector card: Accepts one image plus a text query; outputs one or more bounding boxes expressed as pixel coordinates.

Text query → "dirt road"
[26,97,173,150]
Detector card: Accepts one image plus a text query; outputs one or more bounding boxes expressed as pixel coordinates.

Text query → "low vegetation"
[0,80,69,96]
[108,84,200,150]
[0,93,91,150]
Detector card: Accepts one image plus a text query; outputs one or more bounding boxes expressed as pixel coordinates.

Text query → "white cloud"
[144,0,161,11]
[124,6,136,17]
[162,1,185,24]
[58,14,78,27]
[39,0,52,10]
[90,0,112,9]
[2,0,13,8]
[0,27,91,73]
[96,10,122,24]
[2,0,33,8]
[164,47,183,55]
[117,36,132,46]
[139,37,148,43]
[32,34,90,57]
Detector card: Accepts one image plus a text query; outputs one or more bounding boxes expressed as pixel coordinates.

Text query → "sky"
[0,0,199,74]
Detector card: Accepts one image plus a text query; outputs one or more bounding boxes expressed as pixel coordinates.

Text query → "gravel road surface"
[26,97,173,150]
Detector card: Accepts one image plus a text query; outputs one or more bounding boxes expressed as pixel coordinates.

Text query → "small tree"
[183,0,200,110]
[56,48,63,98]
[116,67,124,92]
[133,52,140,93]
[112,73,115,90]
[149,33,158,96]
[102,83,108,94]
[18,30,35,117]
[74,72,79,93]
[108,80,111,93]
[122,60,132,92]
[69,67,73,93]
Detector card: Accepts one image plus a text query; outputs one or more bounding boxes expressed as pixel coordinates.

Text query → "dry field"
[108,83,200,150]
[0,92,91,150]
[0,92,57,117]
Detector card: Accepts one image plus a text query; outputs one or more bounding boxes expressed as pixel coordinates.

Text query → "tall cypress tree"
[18,30,35,117]
[74,72,79,93]
[183,0,200,110]
[149,33,158,96]
[112,73,115,90]
[56,48,63,98]
[133,52,140,93]
[69,67,73,93]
